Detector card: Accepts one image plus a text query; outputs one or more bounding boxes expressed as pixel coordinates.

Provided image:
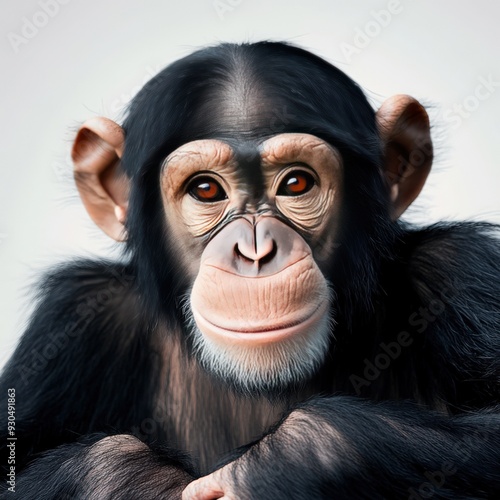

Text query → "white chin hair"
[186,308,335,394]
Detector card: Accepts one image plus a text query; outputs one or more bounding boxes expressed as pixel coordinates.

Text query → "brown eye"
[278,171,315,196]
[188,177,227,202]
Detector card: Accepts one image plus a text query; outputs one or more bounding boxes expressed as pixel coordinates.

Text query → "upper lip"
[204,253,310,279]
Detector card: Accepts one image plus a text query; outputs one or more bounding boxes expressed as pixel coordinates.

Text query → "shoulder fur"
[403,222,500,398]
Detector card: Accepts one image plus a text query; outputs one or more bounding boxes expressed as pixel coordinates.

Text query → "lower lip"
[192,301,329,345]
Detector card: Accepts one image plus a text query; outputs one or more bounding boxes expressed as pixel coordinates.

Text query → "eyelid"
[183,171,223,193]
[277,164,319,183]
[182,171,224,191]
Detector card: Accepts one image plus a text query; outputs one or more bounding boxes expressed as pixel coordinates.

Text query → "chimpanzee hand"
[182,462,237,500]
[182,406,330,500]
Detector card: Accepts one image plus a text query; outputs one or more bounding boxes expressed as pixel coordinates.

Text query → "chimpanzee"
[1,41,500,499]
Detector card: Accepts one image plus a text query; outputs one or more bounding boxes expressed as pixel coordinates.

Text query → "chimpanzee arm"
[0,260,194,498]
[8,434,193,499]
[184,224,500,500]
[184,397,500,499]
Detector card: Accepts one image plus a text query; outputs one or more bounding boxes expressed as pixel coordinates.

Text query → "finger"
[182,475,225,500]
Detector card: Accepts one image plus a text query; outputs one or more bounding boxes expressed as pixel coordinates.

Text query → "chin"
[185,297,335,395]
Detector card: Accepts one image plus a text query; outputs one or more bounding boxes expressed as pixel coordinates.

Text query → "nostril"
[234,240,277,266]
[234,243,255,264]
[258,240,277,267]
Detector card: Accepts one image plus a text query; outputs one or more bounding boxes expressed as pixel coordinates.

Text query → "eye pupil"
[189,177,226,202]
[198,182,217,197]
[287,175,307,192]
[278,171,314,196]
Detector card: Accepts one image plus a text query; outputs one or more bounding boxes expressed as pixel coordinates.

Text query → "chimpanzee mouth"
[191,299,330,344]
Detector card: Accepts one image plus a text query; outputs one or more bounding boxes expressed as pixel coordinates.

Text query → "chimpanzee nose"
[199,216,311,278]
[234,229,277,267]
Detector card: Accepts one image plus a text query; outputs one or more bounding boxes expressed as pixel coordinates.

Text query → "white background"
[1,0,499,367]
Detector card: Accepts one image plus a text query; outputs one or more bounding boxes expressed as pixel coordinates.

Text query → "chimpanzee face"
[160,133,342,392]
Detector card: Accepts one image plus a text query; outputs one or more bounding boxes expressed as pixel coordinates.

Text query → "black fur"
[1,42,499,499]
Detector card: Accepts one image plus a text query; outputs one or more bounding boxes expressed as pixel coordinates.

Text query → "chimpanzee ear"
[72,117,129,241]
[376,95,433,220]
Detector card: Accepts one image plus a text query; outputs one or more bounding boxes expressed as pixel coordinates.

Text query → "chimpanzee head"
[71,42,432,393]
